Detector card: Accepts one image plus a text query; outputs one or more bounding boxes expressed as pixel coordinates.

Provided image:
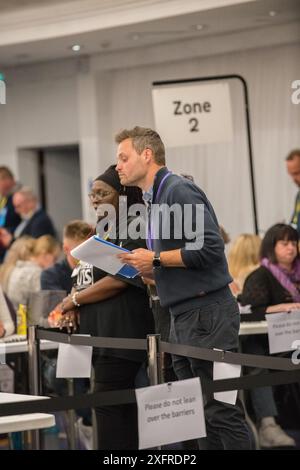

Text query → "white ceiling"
[0,0,299,67]
[0,0,141,11]
[0,0,73,10]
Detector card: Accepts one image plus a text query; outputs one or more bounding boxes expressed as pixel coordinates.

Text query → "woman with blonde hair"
[0,236,36,293]
[228,234,261,296]
[6,235,60,310]
[33,235,61,269]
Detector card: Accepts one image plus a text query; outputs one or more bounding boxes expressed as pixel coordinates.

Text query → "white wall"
[0,61,98,227]
[0,39,299,238]
[0,62,78,168]
[94,42,300,240]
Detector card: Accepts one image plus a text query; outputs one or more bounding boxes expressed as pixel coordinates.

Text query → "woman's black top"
[74,219,154,362]
[240,266,294,321]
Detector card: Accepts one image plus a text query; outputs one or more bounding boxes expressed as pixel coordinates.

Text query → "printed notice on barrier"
[213,351,241,405]
[266,310,300,354]
[135,377,206,449]
[56,335,92,378]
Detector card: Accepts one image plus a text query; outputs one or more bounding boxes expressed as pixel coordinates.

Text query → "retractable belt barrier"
[39,328,300,370]
[0,326,299,418]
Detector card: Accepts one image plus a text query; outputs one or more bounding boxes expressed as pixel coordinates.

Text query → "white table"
[0,392,55,434]
[239,320,267,336]
[0,336,59,355]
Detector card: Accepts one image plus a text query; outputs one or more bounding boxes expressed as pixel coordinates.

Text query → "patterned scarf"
[261,257,300,302]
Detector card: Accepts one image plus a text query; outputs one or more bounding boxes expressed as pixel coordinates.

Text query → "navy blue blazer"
[18,208,56,239]
[41,258,73,293]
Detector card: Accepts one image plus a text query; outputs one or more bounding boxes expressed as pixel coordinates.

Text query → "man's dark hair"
[115,126,165,165]
[286,149,300,161]
[260,223,299,263]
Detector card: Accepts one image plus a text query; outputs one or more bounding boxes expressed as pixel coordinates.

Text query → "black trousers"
[170,299,251,450]
[94,355,141,450]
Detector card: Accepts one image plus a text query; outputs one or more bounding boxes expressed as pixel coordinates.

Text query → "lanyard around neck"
[147,171,172,250]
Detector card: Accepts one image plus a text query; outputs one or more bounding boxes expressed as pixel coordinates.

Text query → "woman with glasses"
[60,165,154,450]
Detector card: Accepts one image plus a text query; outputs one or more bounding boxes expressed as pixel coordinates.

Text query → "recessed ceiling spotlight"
[130,33,140,41]
[71,44,81,52]
[269,10,277,17]
[191,24,206,32]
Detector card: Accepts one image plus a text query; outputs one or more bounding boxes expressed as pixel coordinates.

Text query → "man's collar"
[143,186,153,204]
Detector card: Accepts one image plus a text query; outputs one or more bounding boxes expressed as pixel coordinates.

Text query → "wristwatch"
[152,252,161,268]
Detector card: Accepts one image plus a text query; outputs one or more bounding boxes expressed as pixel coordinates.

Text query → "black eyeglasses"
[88,190,114,201]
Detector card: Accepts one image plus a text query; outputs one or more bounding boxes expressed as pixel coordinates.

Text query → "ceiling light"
[130,33,140,41]
[269,10,277,17]
[71,44,81,52]
[191,24,206,32]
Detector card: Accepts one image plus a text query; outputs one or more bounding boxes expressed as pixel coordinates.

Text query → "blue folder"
[94,235,139,279]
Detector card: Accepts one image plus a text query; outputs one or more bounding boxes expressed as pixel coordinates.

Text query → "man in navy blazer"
[0,187,56,247]
[0,166,22,261]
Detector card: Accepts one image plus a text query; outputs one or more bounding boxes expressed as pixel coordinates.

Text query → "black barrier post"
[27,325,41,450]
[67,378,77,450]
[147,334,163,386]
[147,334,163,451]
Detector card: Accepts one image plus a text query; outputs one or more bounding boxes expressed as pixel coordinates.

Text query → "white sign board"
[213,357,241,405]
[56,335,92,378]
[152,82,233,148]
[266,310,300,354]
[135,377,206,449]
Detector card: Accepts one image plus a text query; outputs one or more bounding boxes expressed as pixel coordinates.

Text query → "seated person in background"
[0,285,15,337]
[228,234,261,297]
[240,223,299,448]
[0,237,34,294]
[33,235,61,270]
[41,220,92,294]
[0,187,56,248]
[42,220,92,327]
[6,235,60,311]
